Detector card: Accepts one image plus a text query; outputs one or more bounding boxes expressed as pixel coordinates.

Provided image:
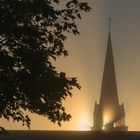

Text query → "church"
[92,21,128,131]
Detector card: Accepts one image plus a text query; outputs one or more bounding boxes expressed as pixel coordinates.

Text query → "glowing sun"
[78,116,90,130]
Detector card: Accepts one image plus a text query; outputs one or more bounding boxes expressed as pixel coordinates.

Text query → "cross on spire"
[109,17,112,32]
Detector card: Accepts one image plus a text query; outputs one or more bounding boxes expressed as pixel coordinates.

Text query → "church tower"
[92,20,128,131]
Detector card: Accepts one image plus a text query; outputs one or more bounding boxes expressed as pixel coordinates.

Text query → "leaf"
[77,13,81,19]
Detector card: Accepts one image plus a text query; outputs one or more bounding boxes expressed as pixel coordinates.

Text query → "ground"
[0,131,140,140]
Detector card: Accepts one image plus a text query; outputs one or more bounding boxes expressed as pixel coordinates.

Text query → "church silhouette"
[91,21,128,131]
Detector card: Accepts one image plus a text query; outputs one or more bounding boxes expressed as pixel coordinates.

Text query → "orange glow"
[78,116,90,130]
[103,109,113,125]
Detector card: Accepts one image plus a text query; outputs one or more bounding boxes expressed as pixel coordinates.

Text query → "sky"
[1,0,140,131]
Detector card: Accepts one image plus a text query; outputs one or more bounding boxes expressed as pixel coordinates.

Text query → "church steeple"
[92,20,128,131]
[100,31,119,107]
[108,17,112,32]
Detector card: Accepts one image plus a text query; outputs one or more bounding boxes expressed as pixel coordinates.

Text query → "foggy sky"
[1,0,140,131]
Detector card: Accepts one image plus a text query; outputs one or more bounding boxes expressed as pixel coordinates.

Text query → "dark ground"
[0,131,140,140]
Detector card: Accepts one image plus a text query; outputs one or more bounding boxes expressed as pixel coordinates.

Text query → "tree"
[0,0,91,131]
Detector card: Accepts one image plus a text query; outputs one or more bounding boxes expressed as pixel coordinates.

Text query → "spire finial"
[109,17,112,32]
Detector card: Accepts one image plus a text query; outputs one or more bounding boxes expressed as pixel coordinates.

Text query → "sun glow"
[78,116,90,131]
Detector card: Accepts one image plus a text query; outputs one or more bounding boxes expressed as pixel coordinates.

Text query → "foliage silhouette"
[0,0,91,131]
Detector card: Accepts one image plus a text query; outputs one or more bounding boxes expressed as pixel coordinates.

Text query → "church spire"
[108,17,112,33]
[100,24,119,107]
